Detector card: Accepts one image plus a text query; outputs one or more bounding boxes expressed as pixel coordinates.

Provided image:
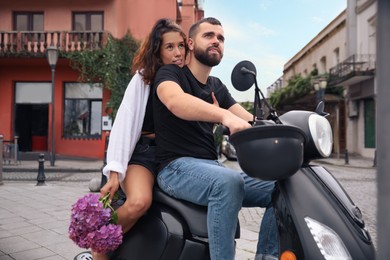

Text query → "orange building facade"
[0,0,204,160]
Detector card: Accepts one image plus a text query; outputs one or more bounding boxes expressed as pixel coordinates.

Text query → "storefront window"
[64,83,102,138]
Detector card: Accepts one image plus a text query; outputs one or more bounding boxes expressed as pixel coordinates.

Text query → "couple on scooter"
[100,17,278,260]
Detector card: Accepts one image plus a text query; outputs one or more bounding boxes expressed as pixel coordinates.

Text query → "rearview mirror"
[231,60,257,92]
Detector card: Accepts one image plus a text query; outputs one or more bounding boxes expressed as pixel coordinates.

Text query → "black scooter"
[106,61,375,260]
[229,60,375,260]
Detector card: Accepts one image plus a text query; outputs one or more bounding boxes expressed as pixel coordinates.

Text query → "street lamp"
[312,78,320,103]
[313,76,327,103]
[318,76,327,102]
[46,46,59,166]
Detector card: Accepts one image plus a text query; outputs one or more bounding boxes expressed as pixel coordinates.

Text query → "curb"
[2,167,101,173]
[2,172,102,182]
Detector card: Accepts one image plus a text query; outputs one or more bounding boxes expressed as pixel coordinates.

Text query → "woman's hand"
[211,92,219,107]
[100,171,120,201]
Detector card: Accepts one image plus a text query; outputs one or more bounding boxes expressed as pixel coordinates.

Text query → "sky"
[201,0,346,102]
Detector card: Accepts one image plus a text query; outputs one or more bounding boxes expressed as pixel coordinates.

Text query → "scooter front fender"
[273,166,375,260]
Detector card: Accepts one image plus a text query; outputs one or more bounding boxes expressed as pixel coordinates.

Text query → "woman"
[93,18,188,260]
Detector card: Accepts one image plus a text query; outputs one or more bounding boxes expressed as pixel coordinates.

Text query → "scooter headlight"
[305,217,352,260]
[308,114,333,157]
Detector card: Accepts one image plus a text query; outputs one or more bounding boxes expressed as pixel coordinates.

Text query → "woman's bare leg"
[92,165,154,259]
[117,164,155,233]
[92,251,109,260]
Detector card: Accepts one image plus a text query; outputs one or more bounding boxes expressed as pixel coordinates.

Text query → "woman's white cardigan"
[102,72,150,182]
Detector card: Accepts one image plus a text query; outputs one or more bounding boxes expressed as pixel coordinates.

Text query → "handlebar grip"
[214,124,230,136]
[222,126,230,135]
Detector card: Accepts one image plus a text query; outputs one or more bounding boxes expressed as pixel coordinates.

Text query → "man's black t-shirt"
[153,64,236,170]
[141,88,154,133]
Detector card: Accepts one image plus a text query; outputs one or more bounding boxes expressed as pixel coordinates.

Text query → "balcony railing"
[0,31,109,57]
[266,76,284,97]
[329,54,376,86]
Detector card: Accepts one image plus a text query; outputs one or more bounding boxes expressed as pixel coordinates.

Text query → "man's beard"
[193,46,223,67]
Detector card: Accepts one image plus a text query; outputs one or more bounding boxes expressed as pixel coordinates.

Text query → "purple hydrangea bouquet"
[69,193,123,253]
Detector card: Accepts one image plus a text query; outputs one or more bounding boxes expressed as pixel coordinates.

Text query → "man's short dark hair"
[189,17,222,38]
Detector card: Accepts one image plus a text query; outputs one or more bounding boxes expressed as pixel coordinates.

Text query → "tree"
[65,33,140,119]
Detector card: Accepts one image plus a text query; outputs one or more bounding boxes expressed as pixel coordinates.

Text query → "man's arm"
[157,81,251,134]
[228,103,253,122]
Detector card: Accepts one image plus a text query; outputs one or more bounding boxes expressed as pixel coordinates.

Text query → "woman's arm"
[102,72,149,182]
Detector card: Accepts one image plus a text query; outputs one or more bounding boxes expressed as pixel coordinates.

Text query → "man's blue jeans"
[157,157,279,260]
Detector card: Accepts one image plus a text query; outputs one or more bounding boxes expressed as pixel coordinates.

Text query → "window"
[14,12,44,42]
[72,12,104,31]
[333,47,340,65]
[13,12,44,31]
[311,64,318,75]
[320,56,327,74]
[72,12,103,47]
[64,83,103,138]
[368,16,376,56]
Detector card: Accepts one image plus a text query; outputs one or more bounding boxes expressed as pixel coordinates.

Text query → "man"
[153,17,278,260]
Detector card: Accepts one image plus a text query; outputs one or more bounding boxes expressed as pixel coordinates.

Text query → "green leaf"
[64,33,140,120]
[99,192,119,224]
[110,211,118,224]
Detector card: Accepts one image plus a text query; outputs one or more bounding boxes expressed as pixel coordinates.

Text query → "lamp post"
[46,46,59,166]
[313,78,320,103]
[318,76,327,102]
[313,76,327,103]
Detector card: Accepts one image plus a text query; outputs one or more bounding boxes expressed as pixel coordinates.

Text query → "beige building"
[338,0,377,158]
[267,11,347,96]
[283,11,347,85]
[268,0,377,159]
[268,10,347,157]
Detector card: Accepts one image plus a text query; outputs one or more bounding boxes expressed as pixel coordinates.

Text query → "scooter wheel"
[73,251,93,260]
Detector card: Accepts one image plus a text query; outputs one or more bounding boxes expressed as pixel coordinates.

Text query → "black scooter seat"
[153,188,240,239]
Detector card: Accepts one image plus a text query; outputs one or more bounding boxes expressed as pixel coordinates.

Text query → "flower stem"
[99,192,118,224]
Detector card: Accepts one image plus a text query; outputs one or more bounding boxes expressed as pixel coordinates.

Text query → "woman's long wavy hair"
[132,18,188,85]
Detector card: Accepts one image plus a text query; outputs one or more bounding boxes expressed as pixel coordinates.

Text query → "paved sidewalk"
[0,154,375,259]
[314,154,376,169]
[0,181,98,260]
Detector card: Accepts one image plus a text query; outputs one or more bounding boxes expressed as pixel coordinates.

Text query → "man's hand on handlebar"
[221,113,251,135]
